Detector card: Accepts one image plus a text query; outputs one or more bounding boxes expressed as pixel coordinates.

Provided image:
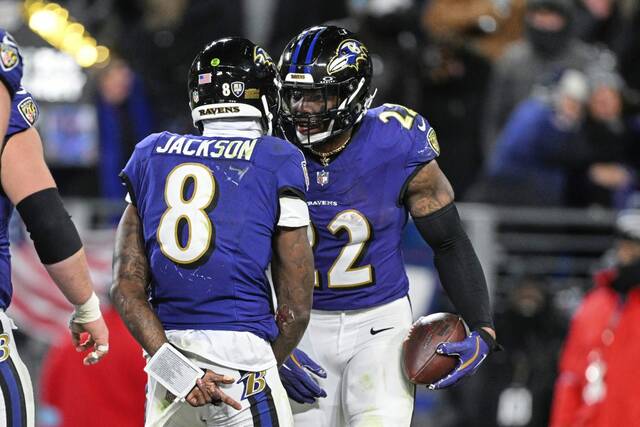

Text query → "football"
[402,312,467,385]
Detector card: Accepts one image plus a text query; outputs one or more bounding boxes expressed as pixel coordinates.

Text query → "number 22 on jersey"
[309,209,374,289]
[157,163,217,264]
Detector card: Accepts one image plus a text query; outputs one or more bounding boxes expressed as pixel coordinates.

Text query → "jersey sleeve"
[376,104,440,205]
[120,134,159,206]
[6,90,38,138]
[404,112,440,171]
[276,149,310,227]
[0,30,23,98]
[276,149,309,200]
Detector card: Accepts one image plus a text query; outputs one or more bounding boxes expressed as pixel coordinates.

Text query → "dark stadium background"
[2,0,639,425]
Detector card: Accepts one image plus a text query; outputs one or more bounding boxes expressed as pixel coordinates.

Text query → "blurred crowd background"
[2,0,640,426]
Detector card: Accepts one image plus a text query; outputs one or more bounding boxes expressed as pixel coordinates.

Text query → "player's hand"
[279,348,327,404]
[428,330,497,390]
[187,369,241,410]
[69,316,109,366]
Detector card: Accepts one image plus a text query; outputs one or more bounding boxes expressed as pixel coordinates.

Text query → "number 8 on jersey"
[157,163,217,264]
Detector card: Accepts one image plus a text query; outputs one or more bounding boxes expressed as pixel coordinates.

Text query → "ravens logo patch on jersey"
[427,127,440,156]
[18,97,38,126]
[0,39,19,71]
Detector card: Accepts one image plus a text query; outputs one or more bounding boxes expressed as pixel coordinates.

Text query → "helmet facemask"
[280,76,372,147]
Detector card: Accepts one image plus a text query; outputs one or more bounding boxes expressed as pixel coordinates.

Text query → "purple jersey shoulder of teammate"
[0,29,23,99]
[0,88,39,310]
[7,89,38,138]
[305,104,439,311]
[120,131,307,341]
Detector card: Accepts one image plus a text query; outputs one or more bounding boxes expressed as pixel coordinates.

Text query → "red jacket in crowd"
[39,308,146,427]
[550,269,640,426]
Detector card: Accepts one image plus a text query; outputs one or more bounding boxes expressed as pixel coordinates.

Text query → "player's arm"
[111,204,240,409]
[1,127,108,365]
[111,203,164,354]
[405,160,500,388]
[270,225,314,366]
[0,83,9,141]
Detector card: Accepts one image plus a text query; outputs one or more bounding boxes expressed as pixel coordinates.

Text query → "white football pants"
[145,355,293,427]
[291,297,415,427]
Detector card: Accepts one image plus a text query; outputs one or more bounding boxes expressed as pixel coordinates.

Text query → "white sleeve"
[278,197,309,227]
[124,192,132,204]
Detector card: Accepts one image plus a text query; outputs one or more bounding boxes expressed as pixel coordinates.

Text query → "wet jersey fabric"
[121,131,308,341]
[0,89,38,310]
[305,104,439,311]
[0,29,23,98]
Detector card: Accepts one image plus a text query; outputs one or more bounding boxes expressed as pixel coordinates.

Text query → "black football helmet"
[188,37,280,134]
[278,26,375,146]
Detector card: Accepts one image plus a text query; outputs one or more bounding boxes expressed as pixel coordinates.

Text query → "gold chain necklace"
[307,136,351,167]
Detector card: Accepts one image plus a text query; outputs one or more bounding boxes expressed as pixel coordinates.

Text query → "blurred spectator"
[96,56,154,200]
[573,0,626,50]
[39,307,146,427]
[268,0,348,54]
[550,209,640,426]
[120,0,244,131]
[440,276,566,427]
[417,40,491,195]
[474,69,591,206]
[481,0,614,153]
[566,71,635,208]
[616,3,640,92]
[422,0,527,61]
[331,0,422,106]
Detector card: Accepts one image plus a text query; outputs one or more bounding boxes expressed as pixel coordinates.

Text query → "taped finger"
[96,344,109,353]
[83,351,102,366]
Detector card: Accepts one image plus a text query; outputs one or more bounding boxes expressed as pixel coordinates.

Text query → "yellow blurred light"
[28,9,62,37]
[83,36,97,47]
[75,44,98,67]
[25,0,109,69]
[53,6,69,21]
[96,46,110,64]
[26,1,45,16]
[65,22,84,35]
[61,31,83,53]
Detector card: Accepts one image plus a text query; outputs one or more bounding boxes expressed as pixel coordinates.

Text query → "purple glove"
[428,330,493,390]
[279,348,327,404]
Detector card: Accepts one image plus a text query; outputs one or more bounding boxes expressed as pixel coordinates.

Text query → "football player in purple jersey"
[0,29,109,427]
[112,37,315,426]
[0,30,23,146]
[276,26,501,426]
[0,71,8,138]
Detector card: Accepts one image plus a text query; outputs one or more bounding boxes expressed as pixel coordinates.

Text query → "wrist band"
[71,292,102,324]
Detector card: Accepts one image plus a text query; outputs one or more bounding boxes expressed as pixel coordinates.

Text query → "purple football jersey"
[121,132,308,341]
[306,104,439,310]
[0,30,23,98]
[0,89,39,309]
